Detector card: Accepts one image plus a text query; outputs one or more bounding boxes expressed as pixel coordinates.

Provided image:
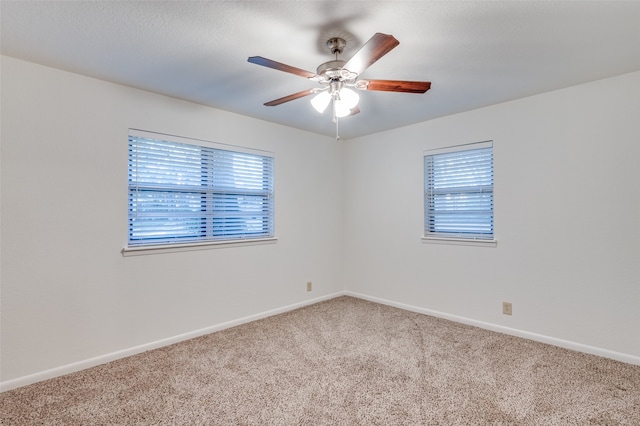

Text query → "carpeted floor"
[1,296,639,425]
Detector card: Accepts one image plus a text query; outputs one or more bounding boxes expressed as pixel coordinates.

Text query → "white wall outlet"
[503,302,513,315]
[306,281,312,292]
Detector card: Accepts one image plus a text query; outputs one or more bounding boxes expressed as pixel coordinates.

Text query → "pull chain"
[332,99,340,140]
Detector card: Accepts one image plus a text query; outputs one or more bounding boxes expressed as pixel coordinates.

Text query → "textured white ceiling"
[2,1,640,139]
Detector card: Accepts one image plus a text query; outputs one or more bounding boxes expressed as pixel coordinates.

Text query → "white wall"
[1,56,345,384]
[344,71,640,359]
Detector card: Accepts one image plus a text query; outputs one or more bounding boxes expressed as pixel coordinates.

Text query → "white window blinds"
[128,133,274,247]
[424,142,494,239]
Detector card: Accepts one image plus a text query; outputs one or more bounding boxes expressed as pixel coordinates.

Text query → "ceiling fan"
[248,33,431,139]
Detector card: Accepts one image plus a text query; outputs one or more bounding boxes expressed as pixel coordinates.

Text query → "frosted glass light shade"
[334,101,352,117]
[311,91,331,113]
[334,88,359,117]
[338,88,359,109]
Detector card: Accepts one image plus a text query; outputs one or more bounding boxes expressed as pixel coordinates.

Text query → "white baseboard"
[0,292,345,393]
[345,291,640,366]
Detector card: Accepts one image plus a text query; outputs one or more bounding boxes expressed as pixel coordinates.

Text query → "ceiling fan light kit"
[248,33,431,139]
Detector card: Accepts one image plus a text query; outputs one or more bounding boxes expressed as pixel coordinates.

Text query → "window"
[127,131,274,248]
[424,141,494,243]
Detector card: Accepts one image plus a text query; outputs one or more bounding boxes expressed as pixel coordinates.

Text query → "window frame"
[422,141,496,248]
[122,130,276,256]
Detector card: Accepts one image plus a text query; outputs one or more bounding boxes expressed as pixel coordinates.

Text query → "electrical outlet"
[502,302,512,315]
[306,281,312,292]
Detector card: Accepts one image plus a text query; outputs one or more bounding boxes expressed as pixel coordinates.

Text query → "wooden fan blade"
[348,106,360,117]
[360,79,431,93]
[248,56,317,79]
[264,89,316,106]
[343,33,399,76]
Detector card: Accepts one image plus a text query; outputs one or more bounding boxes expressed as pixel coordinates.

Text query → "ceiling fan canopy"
[248,32,431,137]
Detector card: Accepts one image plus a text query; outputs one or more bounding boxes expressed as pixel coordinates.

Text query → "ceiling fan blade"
[248,56,317,79]
[263,89,316,106]
[359,79,431,93]
[343,33,399,76]
[347,106,360,116]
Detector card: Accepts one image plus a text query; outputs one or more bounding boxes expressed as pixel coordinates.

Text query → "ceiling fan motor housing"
[316,60,347,80]
[319,38,358,82]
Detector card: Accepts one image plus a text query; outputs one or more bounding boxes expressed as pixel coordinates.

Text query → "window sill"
[122,237,278,257]
[421,236,497,248]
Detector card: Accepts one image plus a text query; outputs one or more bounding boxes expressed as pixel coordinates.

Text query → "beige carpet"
[1,296,639,425]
